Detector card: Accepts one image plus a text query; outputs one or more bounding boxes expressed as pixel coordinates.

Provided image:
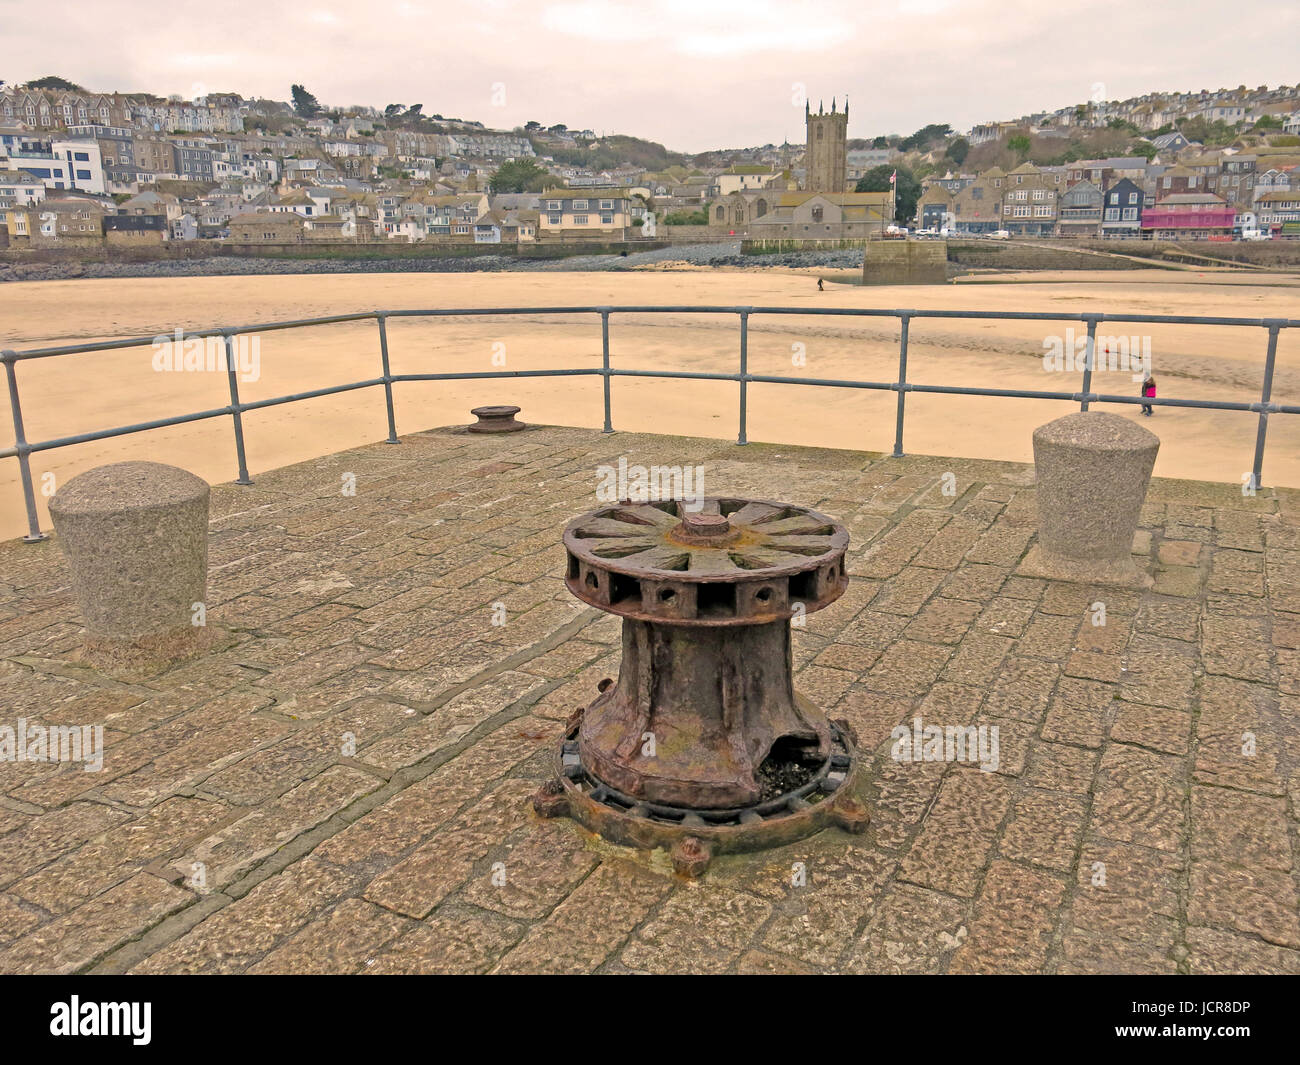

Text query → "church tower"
[805,97,848,194]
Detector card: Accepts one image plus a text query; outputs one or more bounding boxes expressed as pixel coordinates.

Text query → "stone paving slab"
[1,424,1298,974]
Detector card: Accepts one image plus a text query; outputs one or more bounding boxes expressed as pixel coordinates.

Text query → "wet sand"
[1,267,1297,539]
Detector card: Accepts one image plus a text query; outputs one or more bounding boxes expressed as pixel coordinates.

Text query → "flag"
[890,170,897,185]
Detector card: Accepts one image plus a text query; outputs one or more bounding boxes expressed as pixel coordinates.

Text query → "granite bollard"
[48,461,211,674]
[1018,411,1159,587]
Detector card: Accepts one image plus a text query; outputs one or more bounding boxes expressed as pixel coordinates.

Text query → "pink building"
[1141,192,1234,239]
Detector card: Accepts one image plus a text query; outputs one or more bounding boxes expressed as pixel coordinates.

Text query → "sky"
[4,0,1298,153]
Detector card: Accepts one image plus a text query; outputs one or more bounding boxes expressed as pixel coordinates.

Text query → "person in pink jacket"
[1141,375,1156,417]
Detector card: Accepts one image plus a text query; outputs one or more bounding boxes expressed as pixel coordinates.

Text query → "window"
[1014,190,1027,201]
[573,214,588,225]
[1121,207,1138,220]
[811,207,823,222]
[573,199,588,210]
[548,213,561,224]
[1104,207,1119,220]
[600,213,613,224]
[1014,205,1030,217]
[547,200,561,211]
[599,200,612,210]
[1034,205,1051,217]
[1033,189,1045,200]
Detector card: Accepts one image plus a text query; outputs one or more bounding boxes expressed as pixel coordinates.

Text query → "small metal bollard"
[468,405,526,433]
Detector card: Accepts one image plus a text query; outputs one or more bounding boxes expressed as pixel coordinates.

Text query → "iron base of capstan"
[533,715,868,877]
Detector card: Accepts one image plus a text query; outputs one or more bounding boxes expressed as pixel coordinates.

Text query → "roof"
[775,191,891,207]
[1152,193,1227,205]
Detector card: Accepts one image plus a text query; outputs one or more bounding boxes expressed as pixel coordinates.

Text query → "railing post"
[223,332,253,485]
[892,313,911,458]
[1080,315,1099,410]
[1250,322,1281,492]
[3,353,47,542]
[601,310,613,434]
[737,310,749,446]
[376,314,400,444]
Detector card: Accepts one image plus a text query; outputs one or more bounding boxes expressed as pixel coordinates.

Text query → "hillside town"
[1,80,1298,252]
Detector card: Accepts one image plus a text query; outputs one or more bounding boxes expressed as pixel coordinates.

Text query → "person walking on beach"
[1141,375,1156,416]
[817,277,824,291]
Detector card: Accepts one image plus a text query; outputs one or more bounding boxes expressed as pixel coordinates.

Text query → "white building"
[1,138,105,194]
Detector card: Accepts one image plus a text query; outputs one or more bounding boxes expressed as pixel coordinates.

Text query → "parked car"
[991,229,1011,240]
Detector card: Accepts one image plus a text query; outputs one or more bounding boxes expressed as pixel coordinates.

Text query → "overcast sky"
[5,0,1298,153]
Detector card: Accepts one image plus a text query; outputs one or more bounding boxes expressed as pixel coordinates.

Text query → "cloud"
[3,0,1298,153]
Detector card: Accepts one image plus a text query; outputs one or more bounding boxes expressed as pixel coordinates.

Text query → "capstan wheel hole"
[658,588,676,602]
[585,572,599,589]
[609,571,640,605]
[696,582,736,617]
[789,570,816,601]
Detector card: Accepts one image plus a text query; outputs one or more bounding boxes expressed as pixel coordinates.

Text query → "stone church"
[805,98,849,194]
[705,95,891,238]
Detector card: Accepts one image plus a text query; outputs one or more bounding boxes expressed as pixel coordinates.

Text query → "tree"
[27,75,84,91]
[900,123,952,152]
[384,103,404,118]
[856,165,920,225]
[407,104,423,118]
[1131,140,1157,161]
[946,136,970,165]
[1007,134,1032,158]
[524,120,542,132]
[489,159,552,193]
[664,207,709,225]
[290,84,320,118]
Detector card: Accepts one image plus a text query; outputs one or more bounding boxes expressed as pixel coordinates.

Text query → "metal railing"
[4,305,1297,542]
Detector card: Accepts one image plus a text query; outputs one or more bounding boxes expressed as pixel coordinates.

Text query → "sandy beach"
[1,266,1297,539]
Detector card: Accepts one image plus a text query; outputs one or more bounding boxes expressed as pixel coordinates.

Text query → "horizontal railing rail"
[3,305,1296,543]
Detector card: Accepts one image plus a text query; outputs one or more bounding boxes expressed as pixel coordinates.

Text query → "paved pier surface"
[1,425,1297,974]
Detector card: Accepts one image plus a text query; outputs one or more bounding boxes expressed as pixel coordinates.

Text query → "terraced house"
[1055,179,1103,237]
[997,163,1062,237]
[539,190,633,240]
